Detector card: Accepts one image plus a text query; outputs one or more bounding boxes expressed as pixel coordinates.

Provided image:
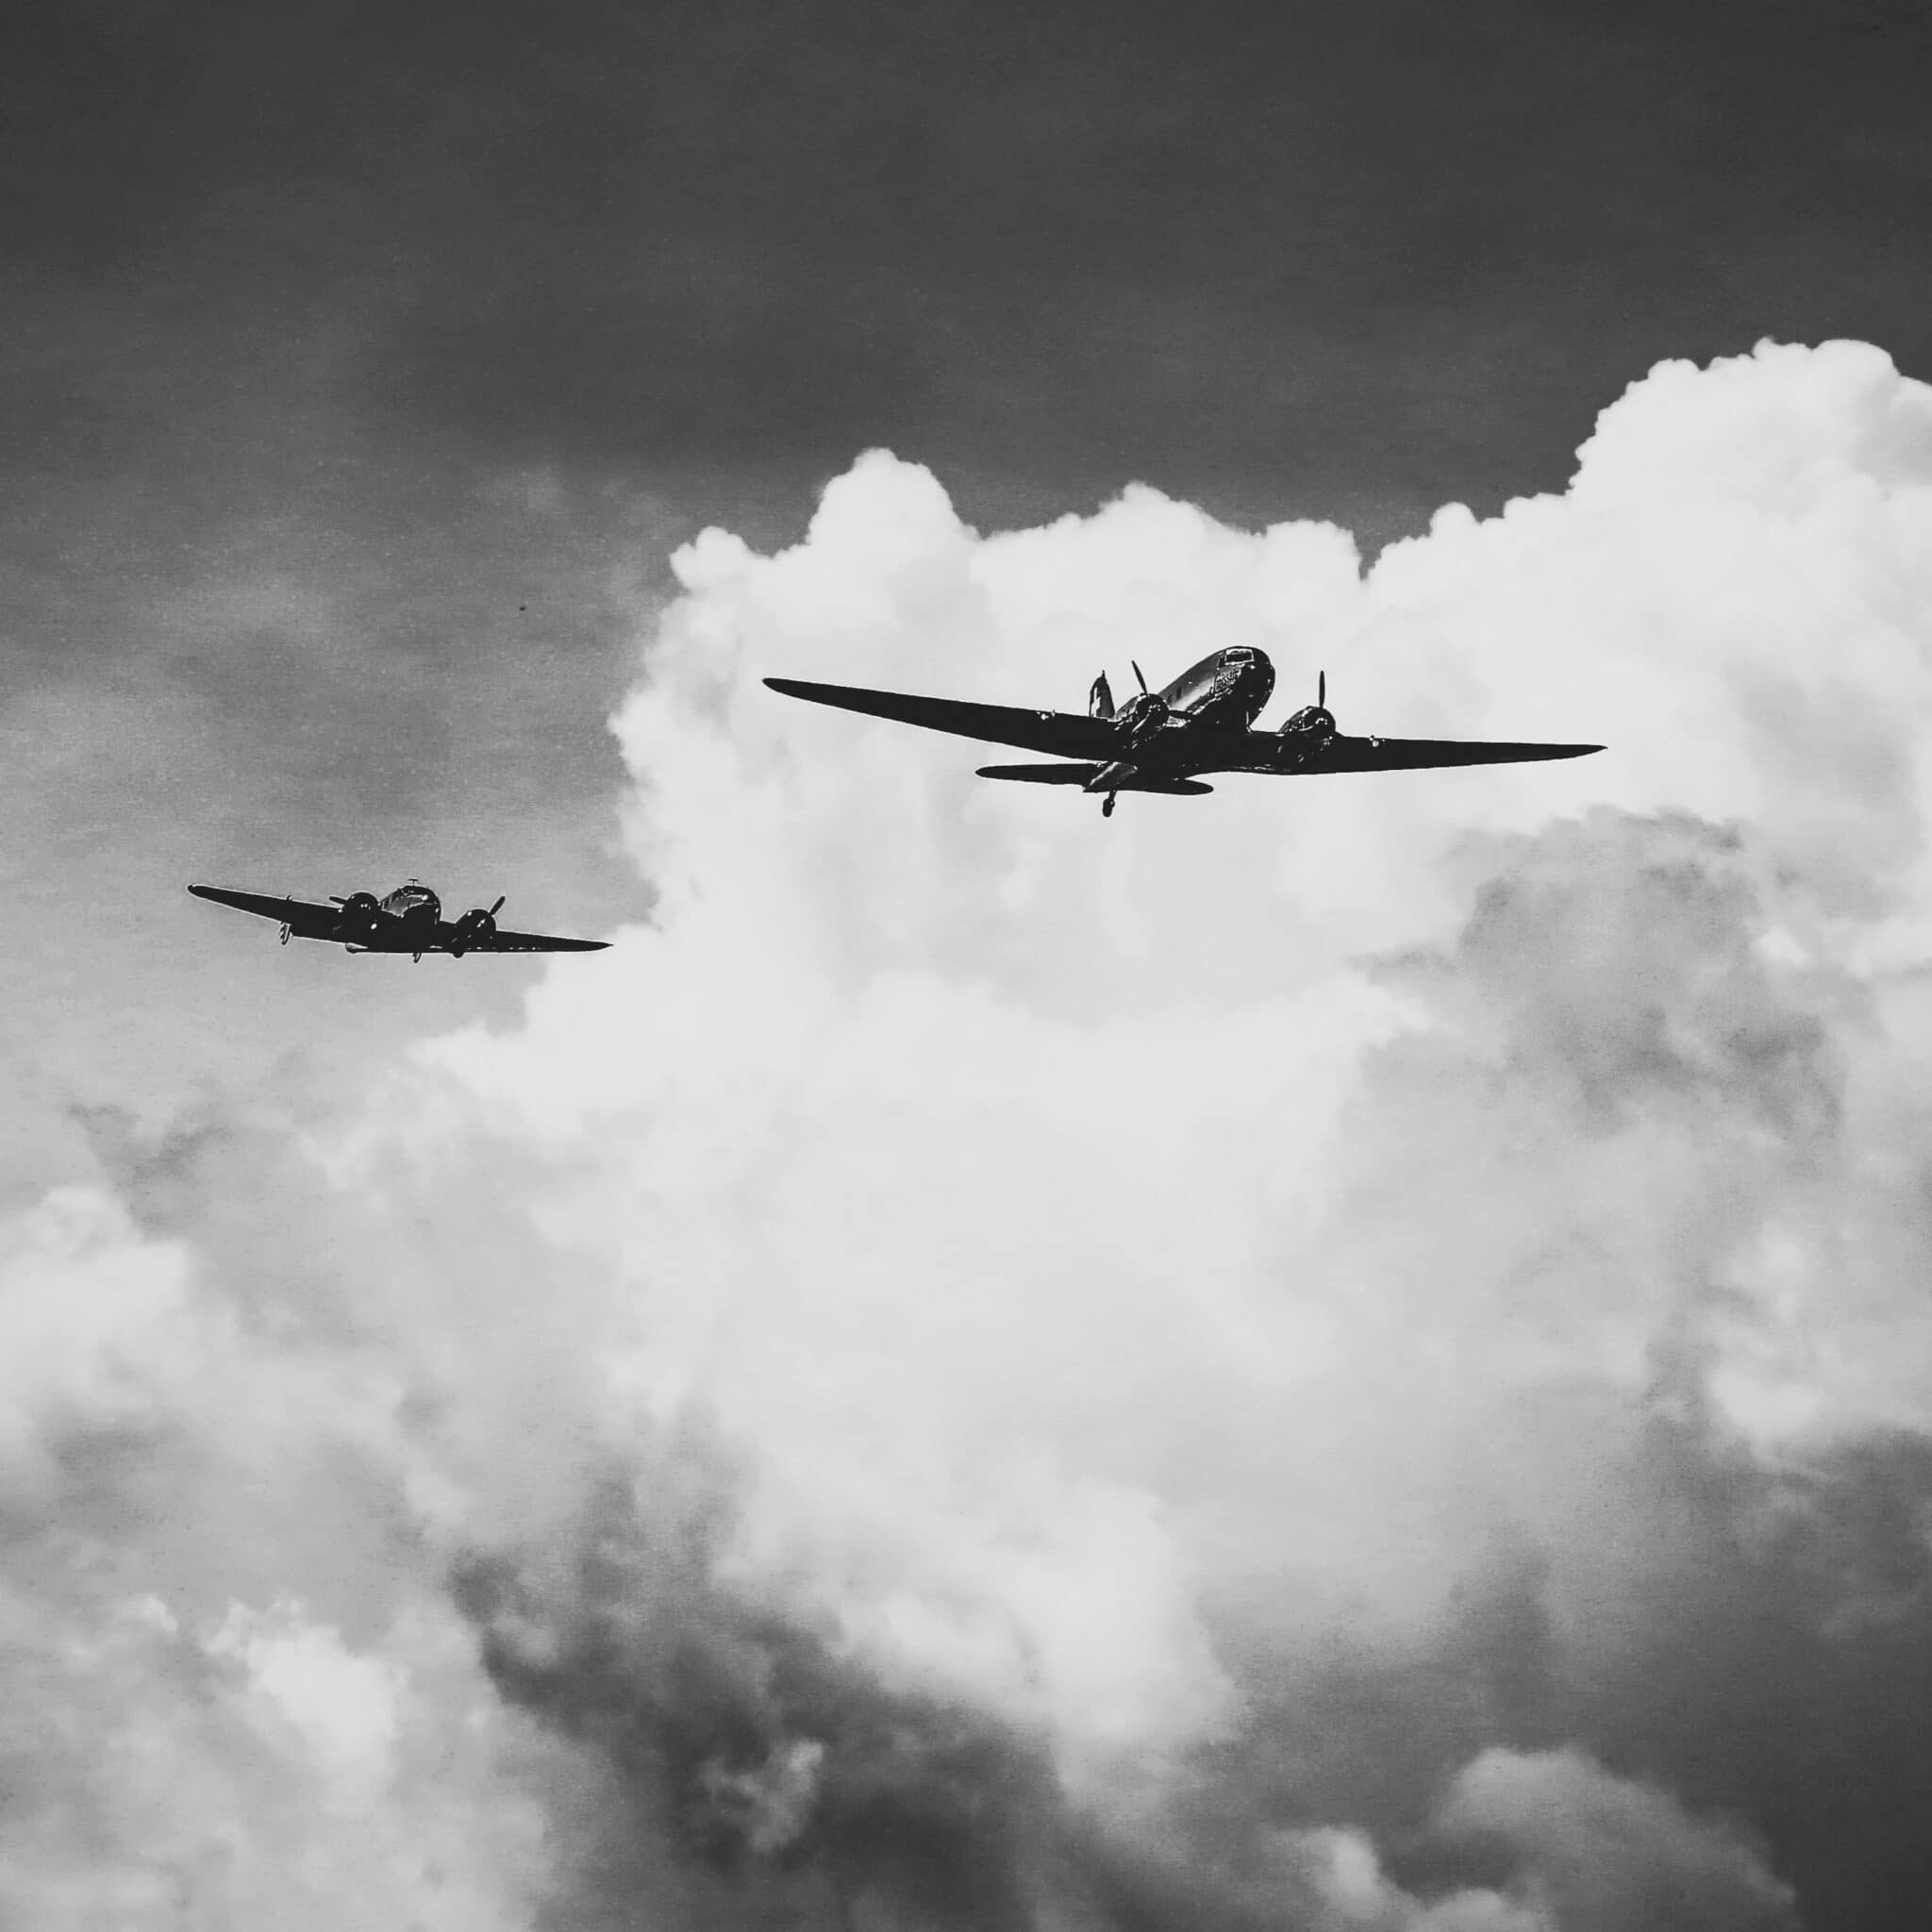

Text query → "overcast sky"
[5,5,1932,1930]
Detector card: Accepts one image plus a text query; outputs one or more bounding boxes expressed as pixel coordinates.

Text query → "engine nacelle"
[449,896,506,958]
[450,908,496,957]
[341,891,379,922]
[1117,690,1171,749]
[1280,672,1334,741]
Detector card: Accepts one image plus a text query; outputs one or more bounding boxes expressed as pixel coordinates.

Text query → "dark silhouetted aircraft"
[188,881,608,959]
[768,648,1602,816]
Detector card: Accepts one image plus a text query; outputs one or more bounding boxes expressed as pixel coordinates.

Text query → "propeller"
[1319,669,1325,708]
[1116,660,1171,749]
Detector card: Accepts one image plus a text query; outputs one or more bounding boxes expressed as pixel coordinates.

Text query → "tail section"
[976,763,1213,795]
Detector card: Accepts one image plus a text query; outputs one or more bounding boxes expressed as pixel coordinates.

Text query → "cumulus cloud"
[0,1186,555,1929]
[7,339,1932,1927]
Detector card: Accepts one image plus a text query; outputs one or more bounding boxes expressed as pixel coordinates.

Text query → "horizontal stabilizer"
[976,763,1213,795]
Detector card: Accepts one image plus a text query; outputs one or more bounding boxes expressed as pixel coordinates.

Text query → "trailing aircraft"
[188,880,608,959]
[766,647,1601,816]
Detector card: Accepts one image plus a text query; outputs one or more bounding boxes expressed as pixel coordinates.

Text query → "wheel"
[1102,794,1117,818]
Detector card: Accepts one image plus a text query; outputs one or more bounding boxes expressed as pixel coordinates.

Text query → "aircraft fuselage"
[1078,648,1347,811]
[1107,646,1320,774]
[377,882,441,928]
[1156,645,1276,728]
[328,881,444,951]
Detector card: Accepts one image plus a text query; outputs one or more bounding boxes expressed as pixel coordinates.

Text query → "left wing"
[1263,735,1603,774]
[189,884,344,938]
[435,924,608,954]
[766,677,1120,761]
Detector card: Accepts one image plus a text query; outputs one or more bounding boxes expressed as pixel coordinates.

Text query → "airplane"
[187,880,609,959]
[766,647,1601,816]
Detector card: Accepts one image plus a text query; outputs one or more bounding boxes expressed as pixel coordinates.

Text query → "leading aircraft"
[767,648,1601,816]
[188,880,608,958]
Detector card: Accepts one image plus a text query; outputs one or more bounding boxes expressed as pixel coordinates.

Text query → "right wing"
[766,678,1121,761]
[1265,735,1604,774]
[448,927,608,954]
[189,884,343,938]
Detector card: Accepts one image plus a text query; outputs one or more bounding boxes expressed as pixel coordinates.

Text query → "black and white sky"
[6,4,1932,1929]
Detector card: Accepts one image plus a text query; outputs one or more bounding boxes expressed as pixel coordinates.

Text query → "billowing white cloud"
[0,1187,556,1929]
[8,340,1932,1926]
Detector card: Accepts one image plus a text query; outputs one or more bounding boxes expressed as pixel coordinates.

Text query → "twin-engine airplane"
[188,880,608,959]
[768,647,1601,816]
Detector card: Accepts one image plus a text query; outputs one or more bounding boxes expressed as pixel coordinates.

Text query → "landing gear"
[1102,794,1117,818]
[412,951,423,963]
[279,923,291,945]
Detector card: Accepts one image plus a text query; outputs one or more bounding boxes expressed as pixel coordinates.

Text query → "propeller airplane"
[766,647,1602,817]
[188,880,608,959]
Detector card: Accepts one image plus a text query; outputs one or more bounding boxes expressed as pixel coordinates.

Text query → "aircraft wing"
[1272,734,1604,774]
[440,924,609,954]
[189,884,342,937]
[765,677,1121,761]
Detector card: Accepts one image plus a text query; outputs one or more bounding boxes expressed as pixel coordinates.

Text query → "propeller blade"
[1132,659,1148,692]
[489,896,506,917]
[1318,669,1325,708]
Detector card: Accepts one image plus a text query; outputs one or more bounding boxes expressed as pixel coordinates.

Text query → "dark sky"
[8,0,1930,531]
